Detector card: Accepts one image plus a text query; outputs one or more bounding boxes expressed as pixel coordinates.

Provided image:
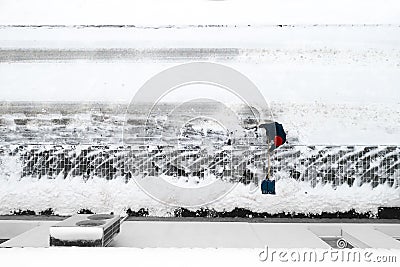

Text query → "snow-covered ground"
[0,24,399,215]
[273,102,400,145]
[1,0,400,25]
[1,25,399,143]
[1,101,399,145]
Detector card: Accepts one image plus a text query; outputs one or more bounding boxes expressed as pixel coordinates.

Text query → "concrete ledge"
[2,220,400,248]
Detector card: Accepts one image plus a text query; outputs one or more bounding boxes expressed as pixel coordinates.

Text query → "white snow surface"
[159,173,219,189]
[273,102,400,145]
[0,174,398,216]
[0,19,399,215]
[1,25,399,104]
[1,0,400,25]
[1,101,398,145]
[49,227,103,241]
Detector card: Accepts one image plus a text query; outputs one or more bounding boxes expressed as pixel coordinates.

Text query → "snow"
[1,101,398,145]
[2,25,400,49]
[159,173,218,189]
[0,0,400,25]
[0,11,399,215]
[49,226,103,241]
[272,102,400,145]
[0,174,398,216]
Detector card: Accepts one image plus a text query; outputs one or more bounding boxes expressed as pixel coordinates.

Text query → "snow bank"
[0,174,398,216]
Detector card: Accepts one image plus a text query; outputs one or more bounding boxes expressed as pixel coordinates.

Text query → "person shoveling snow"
[259,121,286,194]
[259,121,286,152]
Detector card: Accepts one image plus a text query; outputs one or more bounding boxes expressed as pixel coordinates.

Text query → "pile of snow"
[159,173,219,189]
[0,174,398,216]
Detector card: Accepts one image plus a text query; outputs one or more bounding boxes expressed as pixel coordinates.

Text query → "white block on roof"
[49,214,121,246]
